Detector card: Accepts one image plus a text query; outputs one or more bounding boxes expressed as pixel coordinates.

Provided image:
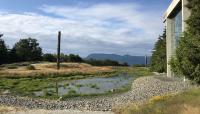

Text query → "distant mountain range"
[86,53,151,65]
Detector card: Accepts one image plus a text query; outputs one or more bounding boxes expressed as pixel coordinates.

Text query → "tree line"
[0,36,128,66]
[0,37,43,64]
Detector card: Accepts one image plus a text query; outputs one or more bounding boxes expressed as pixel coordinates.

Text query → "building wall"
[166,18,173,77]
[164,0,190,77]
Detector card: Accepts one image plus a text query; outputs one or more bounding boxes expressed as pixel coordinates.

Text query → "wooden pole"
[57,31,61,70]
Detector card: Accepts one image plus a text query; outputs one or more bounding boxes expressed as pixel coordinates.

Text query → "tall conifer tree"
[151,29,167,73]
[0,35,8,64]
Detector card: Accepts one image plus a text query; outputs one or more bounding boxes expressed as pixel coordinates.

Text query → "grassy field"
[0,62,153,99]
[114,88,200,114]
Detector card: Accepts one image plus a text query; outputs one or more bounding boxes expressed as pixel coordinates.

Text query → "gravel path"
[0,76,193,112]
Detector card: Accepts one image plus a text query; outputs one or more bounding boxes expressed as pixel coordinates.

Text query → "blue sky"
[0,0,171,57]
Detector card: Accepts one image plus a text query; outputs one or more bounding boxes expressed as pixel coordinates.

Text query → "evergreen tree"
[150,29,167,73]
[68,54,83,62]
[170,0,200,84]
[43,53,56,62]
[0,35,8,64]
[14,38,42,61]
[7,48,20,63]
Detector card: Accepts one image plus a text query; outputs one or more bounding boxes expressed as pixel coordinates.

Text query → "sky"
[0,0,171,57]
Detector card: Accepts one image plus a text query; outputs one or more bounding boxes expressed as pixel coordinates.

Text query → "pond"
[34,74,134,97]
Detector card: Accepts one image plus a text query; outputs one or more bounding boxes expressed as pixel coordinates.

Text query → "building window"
[172,9,182,49]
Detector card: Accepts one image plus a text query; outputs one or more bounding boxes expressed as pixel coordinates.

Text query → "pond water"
[34,74,134,97]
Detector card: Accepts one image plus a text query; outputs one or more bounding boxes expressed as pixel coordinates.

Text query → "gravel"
[0,76,193,111]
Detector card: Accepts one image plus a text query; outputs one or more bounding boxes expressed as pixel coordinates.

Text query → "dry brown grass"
[0,62,113,78]
[114,88,200,114]
[0,106,22,114]
[181,104,200,114]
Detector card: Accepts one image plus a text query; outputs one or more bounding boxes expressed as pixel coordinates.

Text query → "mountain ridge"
[86,53,151,65]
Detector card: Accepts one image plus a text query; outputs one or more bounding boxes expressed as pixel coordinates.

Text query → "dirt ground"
[0,62,113,77]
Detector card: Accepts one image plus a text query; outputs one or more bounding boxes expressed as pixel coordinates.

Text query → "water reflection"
[34,74,133,97]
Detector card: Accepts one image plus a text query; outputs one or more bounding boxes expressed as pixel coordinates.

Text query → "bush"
[132,64,145,67]
[43,53,56,62]
[26,65,36,70]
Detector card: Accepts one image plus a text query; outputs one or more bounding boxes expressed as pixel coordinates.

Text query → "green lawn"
[114,88,200,114]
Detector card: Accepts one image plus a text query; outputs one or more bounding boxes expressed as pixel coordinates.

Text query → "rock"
[0,76,194,111]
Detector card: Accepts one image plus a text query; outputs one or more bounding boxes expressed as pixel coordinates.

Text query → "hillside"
[86,54,151,65]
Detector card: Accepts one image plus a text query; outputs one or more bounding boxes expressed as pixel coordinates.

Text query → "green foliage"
[60,53,69,62]
[0,35,8,65]
[170,0,200,84]
[75,84,84,88]
[85,59,128,66]
[7,48,20,63]
[89,83,99,89]
[42,53,83,63]
[43,53,57,62]
[151,29,167,73]
[68,54,83,62]
[132,64,145,67]
[14,38,42,61]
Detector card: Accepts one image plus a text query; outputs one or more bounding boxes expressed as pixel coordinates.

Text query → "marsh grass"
[114,88,200,114]
[0,78,56,96]
[75,84,84,88]
[89,83,100,89]
[116,67,153,77]
[61,89,78,98]
[0,63,153,99]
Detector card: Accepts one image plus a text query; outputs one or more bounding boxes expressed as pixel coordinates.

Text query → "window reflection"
[172,10,182,49]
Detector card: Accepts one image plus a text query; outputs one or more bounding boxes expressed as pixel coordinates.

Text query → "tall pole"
[145,55,147,68]
[57,31,61,70]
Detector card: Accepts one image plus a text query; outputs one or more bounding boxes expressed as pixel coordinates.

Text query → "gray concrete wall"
[166,18,173,77]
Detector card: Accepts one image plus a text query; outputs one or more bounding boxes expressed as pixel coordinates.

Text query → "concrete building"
[164,0,190,77]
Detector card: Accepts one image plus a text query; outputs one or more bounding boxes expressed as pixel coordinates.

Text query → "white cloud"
[0,3,164,56]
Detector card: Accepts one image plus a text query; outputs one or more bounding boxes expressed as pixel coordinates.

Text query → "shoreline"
[0,76,193,112]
